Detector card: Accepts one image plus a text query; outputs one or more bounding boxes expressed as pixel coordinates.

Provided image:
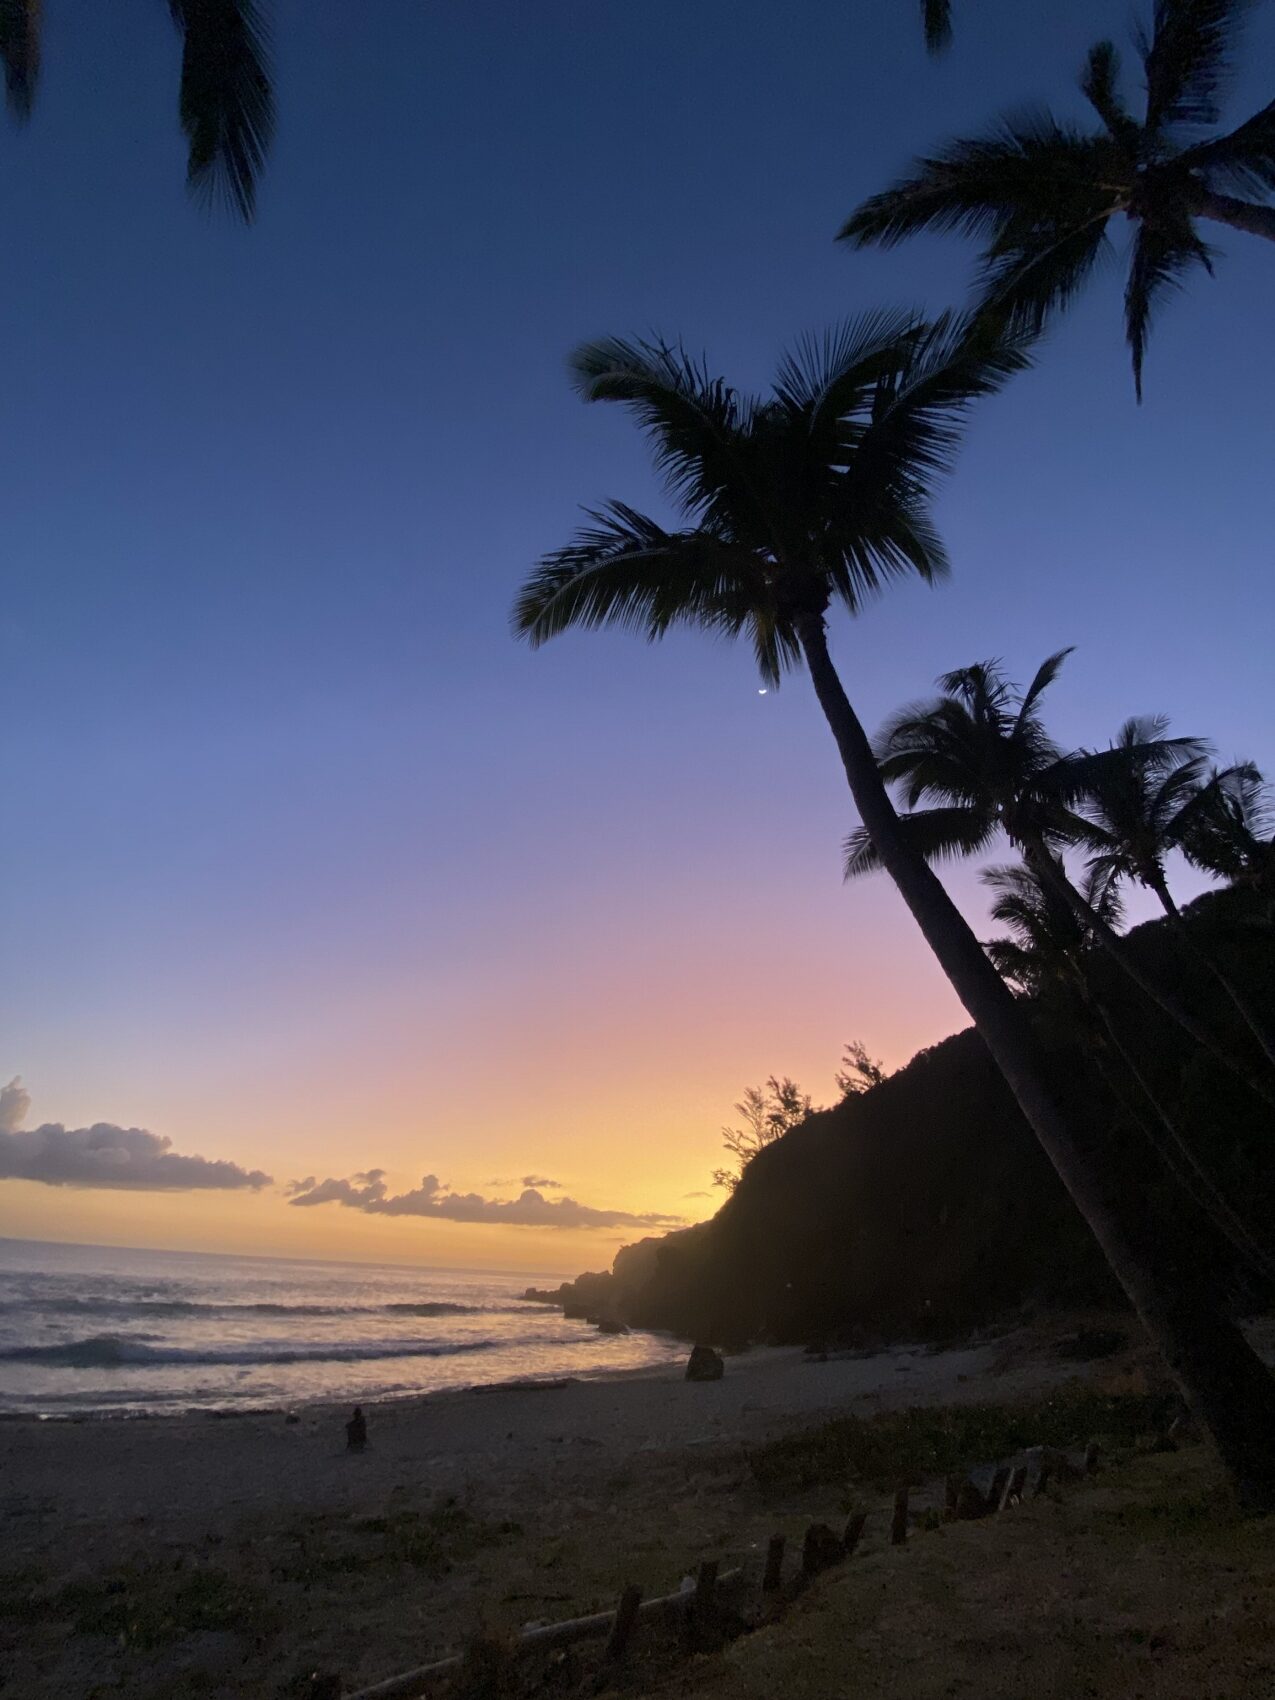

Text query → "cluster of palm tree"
[843,650,1275,1084]
[514,6,1275,1505]
[843,650,1275,1271]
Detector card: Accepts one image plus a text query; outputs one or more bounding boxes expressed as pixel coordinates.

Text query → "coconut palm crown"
[841,0,1275,395]
[982,860,1123,999]
[842,648,1200,876]
[513,312,1029,678]
[1074,717,1251,911]
[1,1,274,220]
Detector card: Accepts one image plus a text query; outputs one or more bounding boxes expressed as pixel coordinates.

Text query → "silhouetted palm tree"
[1078,725,1275,1066]
[842,0,1275,394]
[984,862,1275,1283]
[0,1,273,220]
[514,321,1275,1504]
[843,651,1275,1103]
[1180,762,1275,891]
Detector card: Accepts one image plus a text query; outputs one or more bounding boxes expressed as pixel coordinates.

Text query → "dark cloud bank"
[0,1078,271,1191]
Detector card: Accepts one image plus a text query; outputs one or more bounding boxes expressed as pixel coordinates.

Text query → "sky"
[1,0,1272,1273]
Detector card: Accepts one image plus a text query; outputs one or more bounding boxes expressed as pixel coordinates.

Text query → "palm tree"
[983,862,1275,1284]
[844,651,1275,1103]
[514,318,1275,1504]
[1078,726,1275,1067]
[0,1,274,220]
[1180,762,1275,891]
[841,0,1275,395]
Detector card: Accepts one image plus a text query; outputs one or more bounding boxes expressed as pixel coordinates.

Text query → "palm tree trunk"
[1023,838,1275,1109]
[1190,186,1275,243]
[1086,992,1275,1286]
[794,608,1275,1508]
[1148,875,1275,1074]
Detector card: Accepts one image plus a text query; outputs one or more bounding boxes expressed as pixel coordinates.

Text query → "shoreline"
[0,1313,1167,1700]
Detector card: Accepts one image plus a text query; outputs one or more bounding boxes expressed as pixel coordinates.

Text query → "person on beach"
[345,1406,367,1451]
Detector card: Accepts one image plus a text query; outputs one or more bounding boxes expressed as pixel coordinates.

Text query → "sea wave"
[0,1298,506,1319]
[0,1332,574,1369]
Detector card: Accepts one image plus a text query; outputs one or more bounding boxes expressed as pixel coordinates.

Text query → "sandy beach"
[0,1317,1159,1699]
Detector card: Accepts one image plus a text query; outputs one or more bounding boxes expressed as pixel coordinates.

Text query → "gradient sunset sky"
[2,0,1272,1273]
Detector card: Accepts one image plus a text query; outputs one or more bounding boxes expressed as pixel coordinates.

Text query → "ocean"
[0,1238,682,1416]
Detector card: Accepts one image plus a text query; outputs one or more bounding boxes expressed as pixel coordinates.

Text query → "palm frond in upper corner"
[169,0,275,222]
[922,0,953,56]
[0,0,39,119]
[1141,0,1245,139]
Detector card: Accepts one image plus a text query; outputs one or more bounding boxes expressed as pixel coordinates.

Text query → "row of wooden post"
[342,1438,1103,1697]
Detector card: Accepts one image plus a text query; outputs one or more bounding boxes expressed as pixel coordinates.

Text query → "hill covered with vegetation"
[549,885,1274,1348]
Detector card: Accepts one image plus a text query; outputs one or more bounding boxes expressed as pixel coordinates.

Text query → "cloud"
[0,1077,272,1192]
[0,1078,30,1136]
[683,1190,713,1199]
[486,1175,563,1190]
[287,1169,683,1231]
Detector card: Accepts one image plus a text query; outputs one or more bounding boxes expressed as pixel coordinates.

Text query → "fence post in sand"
[605,1585,643,1661]
[843,1511,868,1557]
[762,1535,786,1592]
[999,1465,1028,1511]
[891,1483,909,1546]
[987,1466,1011,1512]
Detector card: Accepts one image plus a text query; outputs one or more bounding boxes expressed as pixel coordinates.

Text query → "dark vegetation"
[558,885,1273,1350]
[748,1386,1163,1492]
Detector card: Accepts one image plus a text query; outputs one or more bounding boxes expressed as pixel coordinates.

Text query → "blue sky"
[1,0,1272,1263]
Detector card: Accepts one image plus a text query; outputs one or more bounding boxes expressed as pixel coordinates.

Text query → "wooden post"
[843,1511,867,1557]
[693,1560,718,1621]
[762,1534,785,1592]
[890,1483,909,1545]
[987,1466,1011,1512]
[605,1585,643,1661]
[999,1465,1027,1510]
[944,1475,960,1520]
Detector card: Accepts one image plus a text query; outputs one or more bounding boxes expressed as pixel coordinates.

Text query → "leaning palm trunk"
[1021,836,1275,1110]
[795,609,1275,1508]
[1147,877,1275,1075]
[1085,993,1275,1287]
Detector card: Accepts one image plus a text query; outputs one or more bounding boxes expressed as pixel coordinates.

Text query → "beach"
[0,1315,1163,1700]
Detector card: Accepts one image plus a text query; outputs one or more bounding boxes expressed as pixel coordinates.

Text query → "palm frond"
[1080,40,1135,139]
[512,502,791,681]
[772,309,924,448]
[1013,646,1074,737]
[840,115,1126,249]
[169,0,274,222]
[0,0,38,118]
[569,336,761,532]
[1141,0,1245,139]
[1181,98,1275,195]
[1125,210,1217,399]
[922,0,952,55]
[843,805,998,881]
[846,312,1033,511]
[976,208,1115,334]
